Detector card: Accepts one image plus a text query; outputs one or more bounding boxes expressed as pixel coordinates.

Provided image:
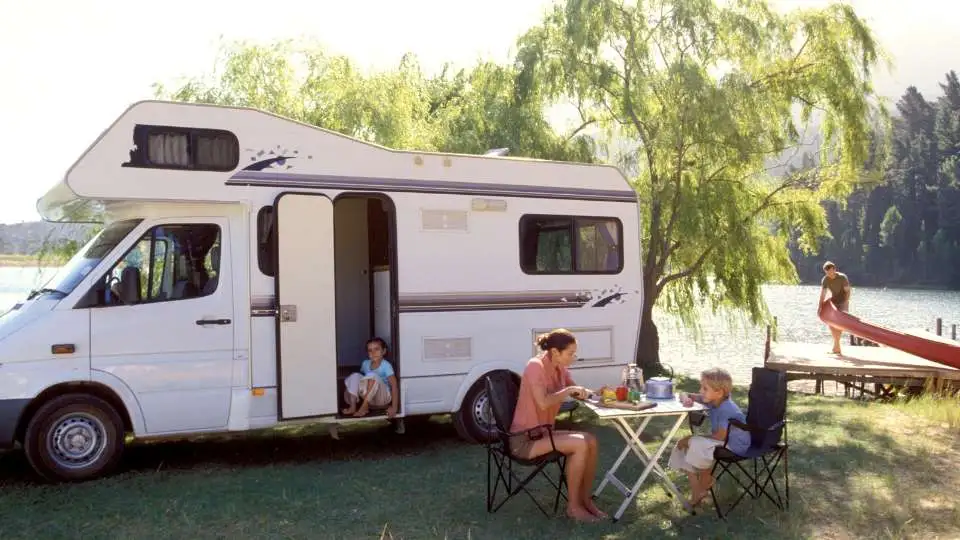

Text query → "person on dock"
[819,261,852,354]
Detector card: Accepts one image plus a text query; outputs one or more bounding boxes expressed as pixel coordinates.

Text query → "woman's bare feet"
[341,406,356,415]
[353,403,370,417]
[566,505,600,522]
[584,499,608,519]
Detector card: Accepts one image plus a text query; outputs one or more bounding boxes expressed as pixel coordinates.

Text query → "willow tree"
[154,39,595,161]
[515,0,888,370]
[154,40,448,151]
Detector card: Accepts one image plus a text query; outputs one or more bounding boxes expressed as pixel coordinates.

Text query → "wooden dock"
[764,330,960,399]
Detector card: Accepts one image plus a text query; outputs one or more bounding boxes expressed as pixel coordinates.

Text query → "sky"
[0,0,956,224]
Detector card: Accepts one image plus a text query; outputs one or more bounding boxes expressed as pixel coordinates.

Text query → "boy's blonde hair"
[701,368,734,397]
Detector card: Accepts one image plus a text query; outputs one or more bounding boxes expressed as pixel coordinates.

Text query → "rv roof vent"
[484,148,510,156]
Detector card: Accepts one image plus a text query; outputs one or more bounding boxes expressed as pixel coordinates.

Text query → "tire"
[24,393,125,483]
[453,375,500,444]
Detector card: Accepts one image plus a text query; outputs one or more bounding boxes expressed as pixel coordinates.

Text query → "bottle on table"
[626,364,644,401]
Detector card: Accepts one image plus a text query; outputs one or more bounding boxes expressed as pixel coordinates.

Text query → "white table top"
[579,397,707,419]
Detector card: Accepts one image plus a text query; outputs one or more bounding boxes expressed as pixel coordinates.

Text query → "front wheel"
[453,376,500,444]
[24,394,125,482]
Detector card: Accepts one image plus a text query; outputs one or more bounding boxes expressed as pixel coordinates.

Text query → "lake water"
[0,266,58,311]
[1,266,957,383]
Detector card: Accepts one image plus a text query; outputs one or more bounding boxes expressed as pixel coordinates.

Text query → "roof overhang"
[36,180,104,223]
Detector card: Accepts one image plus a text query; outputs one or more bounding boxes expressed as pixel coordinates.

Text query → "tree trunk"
[635,279,664,375]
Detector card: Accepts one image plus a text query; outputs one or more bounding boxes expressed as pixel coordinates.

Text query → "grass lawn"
[1,387,958,540]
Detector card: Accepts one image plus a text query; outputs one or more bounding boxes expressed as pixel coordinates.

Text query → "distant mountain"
[0,221,95,255]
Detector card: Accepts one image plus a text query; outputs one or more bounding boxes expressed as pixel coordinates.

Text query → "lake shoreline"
[0,256,66,268]
[1,259,959,292]
[2,266,957,385]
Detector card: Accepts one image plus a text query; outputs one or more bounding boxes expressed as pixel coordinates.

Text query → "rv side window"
[88,224,222,307]
[257,206,276,276]
[519,215,622,274]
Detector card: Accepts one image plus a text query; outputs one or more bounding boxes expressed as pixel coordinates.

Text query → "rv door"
[275,193,338,420]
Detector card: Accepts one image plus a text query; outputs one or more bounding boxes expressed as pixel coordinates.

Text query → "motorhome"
[0,100,643,482]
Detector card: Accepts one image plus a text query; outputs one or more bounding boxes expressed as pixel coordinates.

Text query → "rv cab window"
[88,224,222,307]
[41,219,143,299]
[519,215,623,274]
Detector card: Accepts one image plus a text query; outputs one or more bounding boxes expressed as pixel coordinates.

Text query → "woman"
[510,328,606,522]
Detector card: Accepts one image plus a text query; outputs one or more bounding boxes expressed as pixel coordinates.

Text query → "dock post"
[936,318,943,336]
[952,324,957,341]
[764,324,771,364]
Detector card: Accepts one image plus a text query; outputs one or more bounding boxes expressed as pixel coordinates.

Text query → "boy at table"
[669,367,751,506]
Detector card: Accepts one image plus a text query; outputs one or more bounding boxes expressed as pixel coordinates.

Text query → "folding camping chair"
[484,372,568,516]
[691,367,790,520]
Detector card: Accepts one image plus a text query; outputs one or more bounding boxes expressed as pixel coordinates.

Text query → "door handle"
[196,318,232,326]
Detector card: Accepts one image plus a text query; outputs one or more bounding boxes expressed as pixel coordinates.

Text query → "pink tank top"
[510,353,573,434]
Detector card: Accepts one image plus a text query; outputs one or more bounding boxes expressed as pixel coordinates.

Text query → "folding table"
[582,398,708,522]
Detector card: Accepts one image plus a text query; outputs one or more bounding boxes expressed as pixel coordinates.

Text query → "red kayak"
[818,300,960,369]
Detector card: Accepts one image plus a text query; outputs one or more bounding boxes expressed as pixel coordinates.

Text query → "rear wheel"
[453,375,502,444]
[24,394,125,482]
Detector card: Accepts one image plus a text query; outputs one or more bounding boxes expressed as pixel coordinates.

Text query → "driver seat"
[119,266,141,304]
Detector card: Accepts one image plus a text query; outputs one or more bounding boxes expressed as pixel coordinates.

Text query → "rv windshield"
[38,219,143,298]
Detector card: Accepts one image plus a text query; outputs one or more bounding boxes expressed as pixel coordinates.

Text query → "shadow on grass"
[0,394,955,540]
[0,416,468,485]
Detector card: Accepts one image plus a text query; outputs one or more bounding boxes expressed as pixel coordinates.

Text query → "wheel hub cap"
[473,394,495,432]
[48,413,107,469]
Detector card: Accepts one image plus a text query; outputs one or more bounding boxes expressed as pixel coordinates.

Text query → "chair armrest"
[502,424,559,453]
[726,419,787,448]
[729,419,785,434]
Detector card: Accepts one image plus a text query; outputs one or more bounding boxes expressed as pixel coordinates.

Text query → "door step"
[327,416,406,440]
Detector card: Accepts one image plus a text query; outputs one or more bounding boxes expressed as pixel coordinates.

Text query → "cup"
[616,386,628,401]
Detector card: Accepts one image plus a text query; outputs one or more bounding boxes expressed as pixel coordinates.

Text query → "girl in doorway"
[342,337,399,418]
[510,328,607,522]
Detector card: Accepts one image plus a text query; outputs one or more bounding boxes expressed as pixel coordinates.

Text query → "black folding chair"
[485,372,568,516]
[696,367,789,519]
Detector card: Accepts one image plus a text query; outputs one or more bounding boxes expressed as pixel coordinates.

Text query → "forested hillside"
[792,71,960,289]
[0,221,93,256]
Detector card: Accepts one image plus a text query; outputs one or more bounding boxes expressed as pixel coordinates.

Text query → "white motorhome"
[0,100,643,482]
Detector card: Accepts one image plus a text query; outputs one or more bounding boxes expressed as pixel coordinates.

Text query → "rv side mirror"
[76,275,113,309]
[75,282,103,309]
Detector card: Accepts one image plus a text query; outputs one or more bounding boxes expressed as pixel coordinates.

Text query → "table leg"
[637,415,690,508]
[594,416,652,497]
[602,413,692,522]
[618,418,684,500]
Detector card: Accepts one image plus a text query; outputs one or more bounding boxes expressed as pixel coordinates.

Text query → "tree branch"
[749,62,816,90]
[657,111,690,280]
[655,172,812,294]
[565,118,598,141]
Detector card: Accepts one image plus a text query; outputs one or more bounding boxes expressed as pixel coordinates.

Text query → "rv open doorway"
[333,194,399,421]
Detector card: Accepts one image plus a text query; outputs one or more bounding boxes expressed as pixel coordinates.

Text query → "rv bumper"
[0,399,29,449]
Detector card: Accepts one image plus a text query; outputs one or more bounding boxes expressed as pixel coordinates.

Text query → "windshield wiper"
[26,288,67,300]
